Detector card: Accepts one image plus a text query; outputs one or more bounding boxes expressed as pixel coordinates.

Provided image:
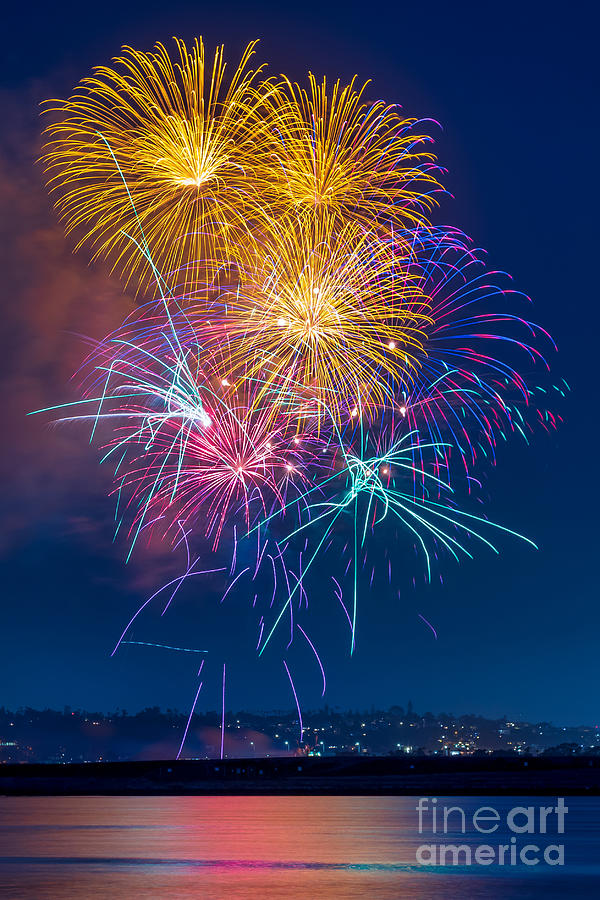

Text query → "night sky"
[1,0,597,725]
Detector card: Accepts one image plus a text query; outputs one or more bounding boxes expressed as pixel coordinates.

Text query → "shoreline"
[2,755,599,796]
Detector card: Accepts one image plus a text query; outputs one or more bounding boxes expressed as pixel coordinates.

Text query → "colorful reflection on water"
[0,796,598,898]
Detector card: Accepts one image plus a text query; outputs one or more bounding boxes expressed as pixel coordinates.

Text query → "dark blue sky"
[1,0,597,724]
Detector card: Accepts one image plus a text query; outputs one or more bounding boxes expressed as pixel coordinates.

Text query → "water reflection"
[0,796,597,898]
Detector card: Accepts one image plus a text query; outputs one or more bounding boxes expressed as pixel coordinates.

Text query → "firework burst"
[262,72,442,231]
[42,38,279,293]
[200,214,433,424]
[53,308,322,553]
[35,35,561,721]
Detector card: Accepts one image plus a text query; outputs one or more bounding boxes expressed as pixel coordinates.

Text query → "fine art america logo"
[415,798,567,866]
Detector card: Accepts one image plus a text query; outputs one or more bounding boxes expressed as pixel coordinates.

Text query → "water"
[0,796,598,898]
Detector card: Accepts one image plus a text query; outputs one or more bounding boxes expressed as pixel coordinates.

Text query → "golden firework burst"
[42,38,277,294]
[200,213,432,424]
[261,73,442,232]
